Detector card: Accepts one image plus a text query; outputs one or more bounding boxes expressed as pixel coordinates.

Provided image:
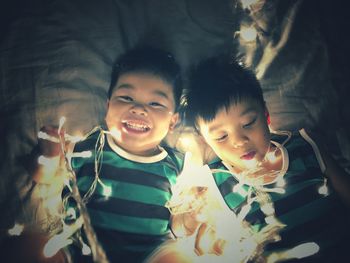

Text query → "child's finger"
[210,238,226,256]
[194,223,210,256]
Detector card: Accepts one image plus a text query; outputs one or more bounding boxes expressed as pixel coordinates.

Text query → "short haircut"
[108,45,183,111]
[183,55,264,128]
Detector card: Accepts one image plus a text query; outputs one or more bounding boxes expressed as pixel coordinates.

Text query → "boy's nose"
[130,104,147,116]
[231,134,248,149]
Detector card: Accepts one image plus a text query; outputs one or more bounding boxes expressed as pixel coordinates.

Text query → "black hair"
[183,55,264,128]
[108,45,183,111]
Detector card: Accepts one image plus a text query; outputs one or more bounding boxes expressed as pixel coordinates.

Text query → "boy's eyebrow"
[208,123,224,133]
[116,83,170,100]
[240,107,257,116]
[153,90,170,100]
[208,107,257,133]
[116,83,134,90]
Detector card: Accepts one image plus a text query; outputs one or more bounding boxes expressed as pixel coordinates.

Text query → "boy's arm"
[170,210,201,237]
[10,126,71,263]
[319,144,350,207]
[303,129,350,207]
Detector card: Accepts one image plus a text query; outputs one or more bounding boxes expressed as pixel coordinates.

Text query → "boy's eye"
[117,96,133,102]
[243,118,256,128]
[215,134,228,142]
[149,102,166,108]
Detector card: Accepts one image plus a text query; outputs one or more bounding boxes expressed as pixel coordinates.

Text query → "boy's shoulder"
[162,145,185,172]
[207,156,225,170]
[270,130,307,147]
[73,126,103,152]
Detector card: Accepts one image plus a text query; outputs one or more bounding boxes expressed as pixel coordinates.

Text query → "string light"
[35,121,110,262]
[8,223,24,236]
[318,178,329,196]
[265,151,277,163]
[82,242,92,255]
[38,131,60,143]
[109,127,122,141]
[286,242,320,259]
[102,184,112,197]
[266,242,319,263]
[240,26,258,42]
[240,0,259,9]
[58,116,66,133]
[68,151,92,158]
[242,158,259,169]
[38,155,59,166]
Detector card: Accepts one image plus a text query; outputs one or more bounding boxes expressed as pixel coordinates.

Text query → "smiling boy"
[61,46,185,262]
[106,72,179,156]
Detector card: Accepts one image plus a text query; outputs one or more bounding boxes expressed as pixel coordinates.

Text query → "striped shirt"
[67,128,184,262]
[208,129,350,262]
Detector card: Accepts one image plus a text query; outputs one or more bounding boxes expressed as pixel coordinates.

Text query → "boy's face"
[197,99,270,172]
[105,72,179,156]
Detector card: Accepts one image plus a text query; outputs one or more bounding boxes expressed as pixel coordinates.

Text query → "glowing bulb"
[179,136,192,148]
[195,213,206,223]
[110,127,121,141]
[38,155,59,166]
[265,215,278,225]
[44,217,83,258]
[68,151,92,158]
[286,242,319,259]
[8,223,24,236]
[64,133,84,143]
[266,151,277,163]
[59,116,66,131]
[44,236,72,258]
[37,131,60,143]
[276,177,285,187]
[102,185,112,197]
[82,243,91,255]
[240,26,257,42]
[261,204,274,215]
[243,158,258,169]
[318,184,329,195]
[232,184,247,196]
[240,0,259,9]
[318,178,328,196]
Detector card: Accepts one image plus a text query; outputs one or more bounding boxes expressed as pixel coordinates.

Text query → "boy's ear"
[169,113,180,131]
[264,107,271,125]
[197,133,206,143]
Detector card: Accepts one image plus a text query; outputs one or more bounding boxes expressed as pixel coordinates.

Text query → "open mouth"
[240,151,256,160]
[122,120,151,133]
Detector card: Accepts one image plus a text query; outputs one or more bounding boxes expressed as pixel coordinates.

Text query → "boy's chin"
[119,141,161,156]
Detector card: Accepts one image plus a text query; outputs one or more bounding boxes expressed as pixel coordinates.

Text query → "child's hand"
[194,222,226,256]
[170,186,210,237]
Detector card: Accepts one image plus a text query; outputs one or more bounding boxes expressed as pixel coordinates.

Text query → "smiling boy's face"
[105,72,179,156]
[197,98,270,172]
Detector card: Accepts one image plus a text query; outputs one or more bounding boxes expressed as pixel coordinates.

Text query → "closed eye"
[243,118,256,128]
[149,102,166,108]
[215,134,228,142]
[117,96,133,102]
